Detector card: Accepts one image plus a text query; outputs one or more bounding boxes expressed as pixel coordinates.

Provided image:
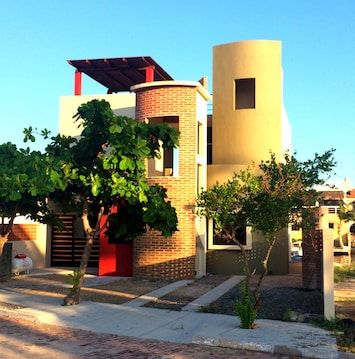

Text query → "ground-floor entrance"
[51,215,100,268]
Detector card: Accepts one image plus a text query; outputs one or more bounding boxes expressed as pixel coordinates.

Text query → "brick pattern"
[8,224,37,241]
[302,229,323,290]
[134,85,198,279]
[1,316,282,358]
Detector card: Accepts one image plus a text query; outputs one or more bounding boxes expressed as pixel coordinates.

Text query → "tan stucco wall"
[282,104,292,154]
[207,40,291,275]
[211,40,291,175]
[207,228,289,275]
[59,93,136,136]
[9,218,49,269]
[207,164,249,189]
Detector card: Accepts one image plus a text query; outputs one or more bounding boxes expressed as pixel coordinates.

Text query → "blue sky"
[1,1,354,185]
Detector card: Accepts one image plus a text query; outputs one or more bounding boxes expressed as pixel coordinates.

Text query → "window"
[207,126,212,165]
[147,116,179,177]
[207,219,252,250]
[197,122,204,156]
[329,223,334,229]
[322,200,339,206]
[235,78,255,109]
[328,207,339,214]
[291,224,301,231]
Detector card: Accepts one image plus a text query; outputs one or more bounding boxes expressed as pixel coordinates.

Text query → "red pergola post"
[74,71,82,96]
[145,66,154,82]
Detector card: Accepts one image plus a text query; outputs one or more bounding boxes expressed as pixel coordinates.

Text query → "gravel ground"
[206,280,323,320]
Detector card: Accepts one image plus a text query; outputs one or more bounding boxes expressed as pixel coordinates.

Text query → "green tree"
[196,150,336,327]
[337,200,355,247]
[0,137,56,255]
[33,99,180,305]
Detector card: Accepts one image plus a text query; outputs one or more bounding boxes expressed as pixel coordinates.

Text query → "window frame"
[207,219,253,250]
[147,116,179,177]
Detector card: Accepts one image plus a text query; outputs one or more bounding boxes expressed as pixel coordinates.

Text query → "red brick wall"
[8,224,37,241]
[133,85,198,279]
[302,229,323,290]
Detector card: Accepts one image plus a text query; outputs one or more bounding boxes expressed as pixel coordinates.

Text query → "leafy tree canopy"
[1,99,180,304]
[196,150,336,325]
[196,150,336,244]
[30,99,180,240]
[0,142,56,239]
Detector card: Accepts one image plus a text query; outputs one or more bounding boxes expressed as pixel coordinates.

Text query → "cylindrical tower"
[131,81,210,279]
[211,40,289,174]
[206,40,291,276]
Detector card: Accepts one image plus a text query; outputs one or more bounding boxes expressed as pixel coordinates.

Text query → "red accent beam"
[74,71,82,96]
[145,66,155,82]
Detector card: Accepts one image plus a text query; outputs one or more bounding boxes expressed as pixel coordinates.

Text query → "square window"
[147,116,179,177]
[235,78,255,109]
[207,219,252,250]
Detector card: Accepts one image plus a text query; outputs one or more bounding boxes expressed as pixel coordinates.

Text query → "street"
[0,316,291,358]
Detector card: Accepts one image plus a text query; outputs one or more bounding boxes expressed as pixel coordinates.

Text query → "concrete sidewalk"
[0,271,341,359]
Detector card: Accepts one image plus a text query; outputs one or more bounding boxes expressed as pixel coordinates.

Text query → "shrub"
[235,279,257,329]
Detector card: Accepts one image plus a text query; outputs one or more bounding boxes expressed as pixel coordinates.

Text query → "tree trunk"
[0,229,11,256]
[253,236,276,311]
[0,242,12,281]
[63,203,105,306]
[0,235,8,257]
[236,238,253,291]
[63,230,95,305]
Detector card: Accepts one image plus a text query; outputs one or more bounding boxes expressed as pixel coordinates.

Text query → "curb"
[0,308,39,323]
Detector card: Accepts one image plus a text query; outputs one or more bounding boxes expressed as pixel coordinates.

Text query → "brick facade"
[302,229,323,290]
[8,224,37,241]
[133,85,199,279]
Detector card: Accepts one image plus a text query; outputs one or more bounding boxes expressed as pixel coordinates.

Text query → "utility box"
[12,253,33,275]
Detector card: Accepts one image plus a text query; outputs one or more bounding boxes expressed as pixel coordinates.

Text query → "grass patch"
[312,316,346,332]
[334,261,355,283]
[312,316,355,352]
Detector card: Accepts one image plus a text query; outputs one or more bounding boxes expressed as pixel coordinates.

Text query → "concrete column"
[195,216,207,278]
[322,228,335,319]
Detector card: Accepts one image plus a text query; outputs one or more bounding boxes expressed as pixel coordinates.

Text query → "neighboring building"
[317,179,354,264]
[289,178,354,267]
[9,40,294,278]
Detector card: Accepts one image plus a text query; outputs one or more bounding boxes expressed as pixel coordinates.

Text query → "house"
[317,179,354,264]
[8,40,293,278]
[289,178,354,268]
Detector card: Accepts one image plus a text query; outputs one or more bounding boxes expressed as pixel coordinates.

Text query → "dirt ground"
[334,279,355,320]
[0,273,172,306]
[0,272,354,321]
[0,273,230,309]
